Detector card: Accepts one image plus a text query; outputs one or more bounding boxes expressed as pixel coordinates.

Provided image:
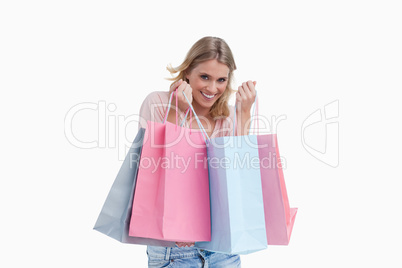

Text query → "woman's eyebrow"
[199,72,211,76]
[199,72,228,79]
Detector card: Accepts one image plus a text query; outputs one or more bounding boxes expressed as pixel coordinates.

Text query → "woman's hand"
[235,80,256,112]
[170,79,193,113]
[176,242,195,247]
[235,80,257,136]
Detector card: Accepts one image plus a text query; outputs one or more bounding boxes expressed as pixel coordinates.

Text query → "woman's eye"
[218,78,226,82]
[201,75,208,80]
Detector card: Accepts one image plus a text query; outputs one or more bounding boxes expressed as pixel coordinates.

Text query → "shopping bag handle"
[233,91,259,136]
[162,90,210,142]
[182,92,210,142]
[163,90,176,125]
[180,107,191,127]
[163,89,187,131]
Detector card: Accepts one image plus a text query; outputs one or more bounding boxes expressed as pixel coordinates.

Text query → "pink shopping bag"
[129,91,211,242]
[249,94,297,245]
[258,134,298,245]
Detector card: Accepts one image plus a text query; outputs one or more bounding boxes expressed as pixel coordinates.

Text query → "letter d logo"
[301,100,339,167]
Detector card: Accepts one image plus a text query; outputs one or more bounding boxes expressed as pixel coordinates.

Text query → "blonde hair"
[167,36,237,118]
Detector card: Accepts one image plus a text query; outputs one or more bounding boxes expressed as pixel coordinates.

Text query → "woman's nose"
[207,81,216,90]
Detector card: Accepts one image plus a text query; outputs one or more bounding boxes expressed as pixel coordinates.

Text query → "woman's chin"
[197,99,215,108]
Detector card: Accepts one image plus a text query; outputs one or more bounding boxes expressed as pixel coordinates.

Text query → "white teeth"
[201,91,215,99]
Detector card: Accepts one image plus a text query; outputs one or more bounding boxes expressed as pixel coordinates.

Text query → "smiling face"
[186,59,230,113]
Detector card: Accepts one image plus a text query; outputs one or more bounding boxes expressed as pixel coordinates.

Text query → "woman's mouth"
[200,91,216,100]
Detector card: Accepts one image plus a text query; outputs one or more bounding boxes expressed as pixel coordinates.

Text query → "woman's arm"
[137,91,169,129]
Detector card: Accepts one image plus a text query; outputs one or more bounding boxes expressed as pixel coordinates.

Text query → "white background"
[1,0,401,267]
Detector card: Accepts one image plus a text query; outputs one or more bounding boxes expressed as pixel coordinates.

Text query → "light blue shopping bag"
[194,91,267,254]
[195,135,268,254]
[180,91,267,254]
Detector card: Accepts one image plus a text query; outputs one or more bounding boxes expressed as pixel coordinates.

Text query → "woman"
[138,36,256,267]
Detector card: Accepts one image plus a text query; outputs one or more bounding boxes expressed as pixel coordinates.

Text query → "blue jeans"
[147,245,241,267]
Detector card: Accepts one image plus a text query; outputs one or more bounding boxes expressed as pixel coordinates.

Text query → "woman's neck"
[192,101,212,120]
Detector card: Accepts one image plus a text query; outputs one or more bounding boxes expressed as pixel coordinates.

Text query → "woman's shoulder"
[138,91,171,128]
[142,91,170,106]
